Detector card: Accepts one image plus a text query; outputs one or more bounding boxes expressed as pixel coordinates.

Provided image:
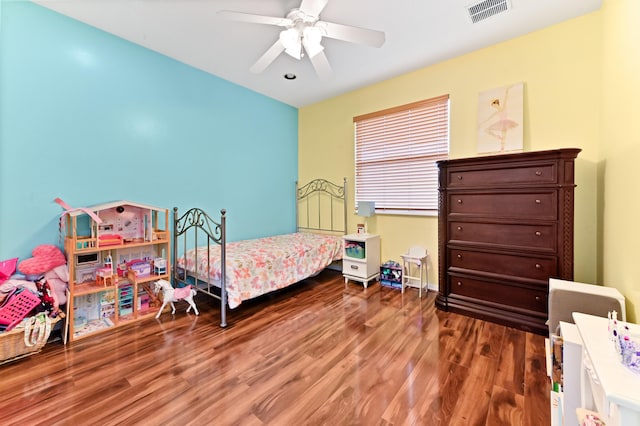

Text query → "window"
[353,94,449,214]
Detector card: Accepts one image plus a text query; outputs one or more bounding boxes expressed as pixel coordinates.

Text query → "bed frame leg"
[221,285,227,328]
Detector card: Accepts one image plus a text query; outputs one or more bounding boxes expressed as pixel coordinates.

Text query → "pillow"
[18,245,66,275]
[0,257,18,285]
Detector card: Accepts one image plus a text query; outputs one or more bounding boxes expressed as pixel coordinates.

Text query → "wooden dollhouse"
[61,200,171,343]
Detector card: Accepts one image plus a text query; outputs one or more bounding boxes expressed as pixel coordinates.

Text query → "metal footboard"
[172,207,227,327]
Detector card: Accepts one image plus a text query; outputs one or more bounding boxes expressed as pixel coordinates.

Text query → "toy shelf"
[72,318,114,340]
[71,273,169,297]
[67,238,170,253]
[74,282,118,296]
[126,271,169,284]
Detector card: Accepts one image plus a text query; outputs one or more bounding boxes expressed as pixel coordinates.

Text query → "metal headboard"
[296,177,347,235]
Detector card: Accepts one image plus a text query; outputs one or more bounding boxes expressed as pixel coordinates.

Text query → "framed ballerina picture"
[477,82,524,154]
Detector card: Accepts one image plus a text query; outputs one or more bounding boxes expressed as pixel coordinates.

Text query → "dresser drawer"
[448,191,557,220]
[449,248,557,281]
[448,274,548,313]
[342,259,368,279]
[446,163,557,188]
[449,221,557,252]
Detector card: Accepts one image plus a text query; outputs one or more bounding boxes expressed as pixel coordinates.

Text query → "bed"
[172,178,347,327]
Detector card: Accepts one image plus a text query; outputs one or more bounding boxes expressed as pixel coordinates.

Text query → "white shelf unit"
[342,233,380,289]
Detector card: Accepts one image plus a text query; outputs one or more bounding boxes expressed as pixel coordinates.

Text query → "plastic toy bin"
[345,241,366,259]
[380,261,402,289]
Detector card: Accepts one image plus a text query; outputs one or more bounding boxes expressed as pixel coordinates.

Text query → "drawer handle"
[457,199,463,204]
[535,263,541,269]
[535,231,542,236]
[457,175,463,180]
[535,296,541,301]
[457,281,462,286]
[535,199,541,204]
[457,226,463,231]
[535,170,542,176]
[350,265,359,270]
[457,254,462,259]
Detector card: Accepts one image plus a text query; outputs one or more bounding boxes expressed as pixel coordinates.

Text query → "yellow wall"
[601,0,640,322]
[300,12,602,292]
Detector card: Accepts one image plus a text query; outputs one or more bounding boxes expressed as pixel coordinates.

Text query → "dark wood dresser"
[435,148,580,335]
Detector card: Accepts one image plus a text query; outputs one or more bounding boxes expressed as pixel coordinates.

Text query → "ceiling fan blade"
[317,21,385,48]
[250,39,286,74]
[299,0,329,17]
[309,50,332,80]
[218,10,292,27]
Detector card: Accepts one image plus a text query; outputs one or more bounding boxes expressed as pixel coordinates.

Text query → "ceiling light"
[302,26,324,58]
[279,28,302,60]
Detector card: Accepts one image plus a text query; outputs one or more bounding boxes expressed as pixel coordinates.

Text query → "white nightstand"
[342,233,380,288]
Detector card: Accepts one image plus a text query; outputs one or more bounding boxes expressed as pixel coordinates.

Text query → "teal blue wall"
[0,2,298,261]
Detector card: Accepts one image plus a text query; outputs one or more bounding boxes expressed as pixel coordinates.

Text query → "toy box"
[128,260,151,278]
[380,260,402,289]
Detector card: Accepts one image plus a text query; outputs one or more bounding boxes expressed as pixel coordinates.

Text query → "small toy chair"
[153,258,167,275]
[400,246,428,298]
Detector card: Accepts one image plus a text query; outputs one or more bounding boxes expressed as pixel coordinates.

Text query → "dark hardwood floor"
[0,270,550,425]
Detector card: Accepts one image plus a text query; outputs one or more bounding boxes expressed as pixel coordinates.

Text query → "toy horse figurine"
[153,279,199,319]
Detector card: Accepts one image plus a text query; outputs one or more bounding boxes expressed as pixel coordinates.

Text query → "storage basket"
[345,242,366,259]
[0,288,41,331]
[0,315,60,365]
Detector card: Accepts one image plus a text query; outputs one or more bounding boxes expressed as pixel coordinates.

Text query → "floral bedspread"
[178,232,343,309]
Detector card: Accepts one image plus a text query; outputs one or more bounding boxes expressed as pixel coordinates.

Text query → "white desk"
[573,312,640,426]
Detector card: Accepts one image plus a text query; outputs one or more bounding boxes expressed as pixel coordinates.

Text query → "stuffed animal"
[35,278,56,314]
[43,264,69,306]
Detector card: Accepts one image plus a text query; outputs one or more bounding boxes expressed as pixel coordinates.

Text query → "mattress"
[178,232,343,309]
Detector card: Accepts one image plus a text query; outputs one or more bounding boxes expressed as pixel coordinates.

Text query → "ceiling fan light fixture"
[302,26,324,58]
[224,0,385,78]
[280,28,302,59]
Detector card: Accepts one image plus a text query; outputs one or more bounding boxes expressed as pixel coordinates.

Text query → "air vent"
[467,0,511,24]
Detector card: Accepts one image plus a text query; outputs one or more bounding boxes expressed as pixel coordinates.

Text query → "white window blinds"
[353,94,450,213]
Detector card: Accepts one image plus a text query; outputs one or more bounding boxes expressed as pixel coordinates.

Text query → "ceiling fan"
[218,0,385,79]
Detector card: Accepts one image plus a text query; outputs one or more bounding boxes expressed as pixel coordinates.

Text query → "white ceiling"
[33,0,602,108]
